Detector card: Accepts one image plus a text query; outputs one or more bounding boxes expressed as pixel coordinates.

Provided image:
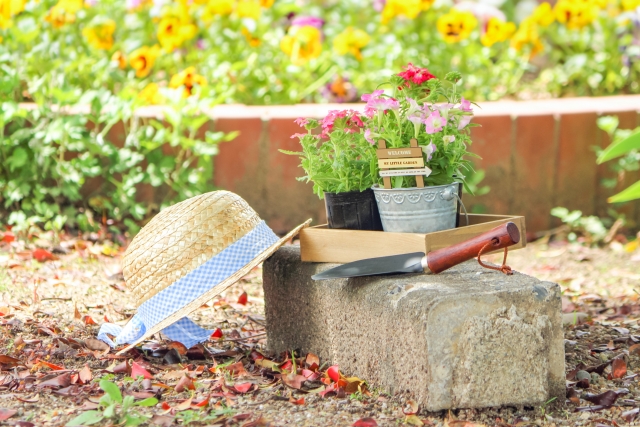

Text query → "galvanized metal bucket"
[371,183,459,233]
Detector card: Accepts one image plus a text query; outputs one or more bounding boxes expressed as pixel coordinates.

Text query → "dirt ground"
[1,233,640,427]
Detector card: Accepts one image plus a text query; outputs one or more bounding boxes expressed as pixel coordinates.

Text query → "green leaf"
[100,380,123,404]
[65,411,104,426]
[608,180,640,203]
[8,147,28,171]
[123,413,148,426]
[103,403,116,418]
[597,130,640,164]
[135,397,159,407]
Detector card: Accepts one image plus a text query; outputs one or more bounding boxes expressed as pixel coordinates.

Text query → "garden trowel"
[311,222,520,280]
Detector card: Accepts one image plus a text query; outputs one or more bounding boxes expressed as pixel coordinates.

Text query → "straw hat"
[97,191,310,354]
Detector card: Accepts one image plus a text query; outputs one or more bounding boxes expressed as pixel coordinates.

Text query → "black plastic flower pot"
[324,189,383,231]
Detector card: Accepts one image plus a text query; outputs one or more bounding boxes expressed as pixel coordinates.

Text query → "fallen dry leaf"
[131,361,153,380]
[78,365,92,384]
[610,358,627,379]
[237,291,248,305]
[85,338,109,352]
[0,408,17,421]
[583,389,628,408]
[281,373,306,390]
[37,372,71,389]
[175,375,195,392]
[306,353,319,371]
[234,382,252,393]
[352,418,378,427]
[33,248,57,262]
[224,362,248,377]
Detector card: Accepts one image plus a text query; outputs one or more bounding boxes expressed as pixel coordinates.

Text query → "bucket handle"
[454,193,469,227]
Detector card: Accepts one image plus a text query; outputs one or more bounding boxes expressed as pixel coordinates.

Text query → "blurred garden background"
[0,0,639,240]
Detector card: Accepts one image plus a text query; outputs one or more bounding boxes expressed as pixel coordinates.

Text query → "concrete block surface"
[263,246,564,411]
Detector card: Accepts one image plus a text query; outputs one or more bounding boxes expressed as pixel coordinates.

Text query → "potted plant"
[283,110,383,230]
[362,64,477,233]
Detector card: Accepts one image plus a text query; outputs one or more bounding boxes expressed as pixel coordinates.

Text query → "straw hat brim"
[116,219,311,355]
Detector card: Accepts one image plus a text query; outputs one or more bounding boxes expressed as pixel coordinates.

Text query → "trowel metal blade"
[311,252,426,280]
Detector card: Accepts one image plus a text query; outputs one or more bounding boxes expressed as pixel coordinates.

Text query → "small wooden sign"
[377,138,425,189]
[378,157,425,169]
[376,147,423,159]
[379,167,432,177]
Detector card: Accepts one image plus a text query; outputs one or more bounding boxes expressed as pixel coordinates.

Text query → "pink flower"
[460,97,473,112]
[423,142,437,161]
[364,129,375,145]
[458,115,473,130]
[295,117,309,127]
[291,133,307,139]
[398,63,436,86]
[350,114,364,128]
[424,110,445,134]
[291,16,325,29]
[443,135,455,144]
[360,90,384,102]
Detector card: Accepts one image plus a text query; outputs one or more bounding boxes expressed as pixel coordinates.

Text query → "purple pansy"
[291,16,325,29]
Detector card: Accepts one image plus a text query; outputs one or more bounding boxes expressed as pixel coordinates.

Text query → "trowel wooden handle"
[426,222,520,274]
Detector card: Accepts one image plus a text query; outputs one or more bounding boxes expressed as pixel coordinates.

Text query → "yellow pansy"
[511,17,544,57]
[420,0,435,11]
[129,45,160,78]
[82,20,116,50]
[480,17,515,47]
[111,51,127,69]
[280,25,322,65]
[333,27,370,61]
[260,0,274,7]
[241,27,261,47]
[531,2,555,26]
[169,66,207,97]
[554,0,597,29]
[436,9,477,43]
[157,15,197,51]
[45,3,77,28]
[60,0,83,13]
[236,0,260,19]
[138,83,165,105]
[381,0,421,24]
[0,0,27,29]
[202,0,233,20]
[622,0,640,10]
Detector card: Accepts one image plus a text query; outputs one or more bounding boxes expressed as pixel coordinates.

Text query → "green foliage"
[551,207,609,244]
[66,379,158,426]
[0,76,228,234]
[281,115,379,198]
[596,116,640,203]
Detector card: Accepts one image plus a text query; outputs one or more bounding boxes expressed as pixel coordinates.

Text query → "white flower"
[443,135,455,144]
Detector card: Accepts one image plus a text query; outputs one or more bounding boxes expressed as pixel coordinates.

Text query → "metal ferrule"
[421,256,432,274]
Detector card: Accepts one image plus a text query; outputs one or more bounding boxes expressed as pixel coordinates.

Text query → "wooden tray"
[299,214,526,263]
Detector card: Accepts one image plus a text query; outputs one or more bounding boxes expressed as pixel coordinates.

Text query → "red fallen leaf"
[327,365,340,382]
[103,315,110,322]
[193,396,210,407]
[211,328,223,339]
[289,396,305,405]
[282,373,307,390]
[250,350,264,361]
[33,248,56,262]
[37,372,71,388]
[306,353,319,371]
[167,341,189,356]
[224,362,248,377]
[161,402,171,410]
[74,305,81,320]
[175,375,195,392]
[610,358,627,379]
[131,361,153,380]
[237,291,248,305]
[0,306,10,316]
[280,360,293,373]
[353,418,378,427]
[233,382,252,393]
[0,408,17,421]
[2,231,15,244]
[319,382,336,397]
[78,365,92,384]
[83,315,97,325]
[37,360,65,371]
[0,355,22,367]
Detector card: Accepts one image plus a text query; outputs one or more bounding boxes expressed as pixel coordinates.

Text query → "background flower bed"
[0,0,640,106]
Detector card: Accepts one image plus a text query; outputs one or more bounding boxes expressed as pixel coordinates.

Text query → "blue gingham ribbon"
[98,221,279,349]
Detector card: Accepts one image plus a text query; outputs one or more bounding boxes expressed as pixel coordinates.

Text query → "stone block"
[263,247,565,411]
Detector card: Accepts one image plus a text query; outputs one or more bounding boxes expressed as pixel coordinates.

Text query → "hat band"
[98,220,279,348]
